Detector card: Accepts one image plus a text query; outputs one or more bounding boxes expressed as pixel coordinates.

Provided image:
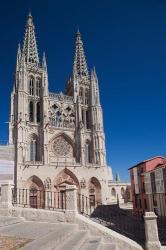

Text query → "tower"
[65,31,107,167]
[9,13,49,186]
[9,13,112,204]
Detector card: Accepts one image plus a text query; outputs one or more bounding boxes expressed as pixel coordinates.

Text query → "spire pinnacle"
[22,12,39,64]
[16,43,21,70]
[42,52,47,71]
[73,30,89,79]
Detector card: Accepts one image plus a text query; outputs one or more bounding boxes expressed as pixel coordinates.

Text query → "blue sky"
[0,0,166,180]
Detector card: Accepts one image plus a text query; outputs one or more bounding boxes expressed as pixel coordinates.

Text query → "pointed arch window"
[29,135,39,161]
[79,87,83,103]
[85,89,89,105]
[29,101,34,122]
[85,140,92,164]
[55,111,61,127]
[30,140,37,161]
[37,102,41,123]
[36,78,41,97]
[86,110,90,129]
[29,77,34,96]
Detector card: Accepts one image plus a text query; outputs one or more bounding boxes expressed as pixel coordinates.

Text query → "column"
[144,212,161,250]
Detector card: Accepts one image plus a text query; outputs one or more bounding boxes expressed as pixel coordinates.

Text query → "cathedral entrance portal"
[54,169,79,209]
[54,168,79,190]
[25,175,45,209]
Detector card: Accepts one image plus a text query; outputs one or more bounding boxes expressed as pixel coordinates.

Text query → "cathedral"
[9,13,115,204]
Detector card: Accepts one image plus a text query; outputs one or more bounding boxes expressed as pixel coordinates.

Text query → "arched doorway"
[88,177,102,206]
[54,168,79,190]
[53,168,80,209]
[25,175,45,209]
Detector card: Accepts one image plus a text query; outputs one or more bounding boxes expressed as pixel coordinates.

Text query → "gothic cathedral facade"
[9,13,113,204]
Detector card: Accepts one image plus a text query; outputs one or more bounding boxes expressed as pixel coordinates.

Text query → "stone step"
[99,243,117,250]
[20,223,77,250]
[0,216,24,227]
[80,236,101,250]
[57,230,88,250]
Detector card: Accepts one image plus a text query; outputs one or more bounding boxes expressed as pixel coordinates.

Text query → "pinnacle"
[73,30,89,79]
[22,12,39,64]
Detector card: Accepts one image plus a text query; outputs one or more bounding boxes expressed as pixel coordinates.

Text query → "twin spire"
[22,12,39,64]
[18,13,90,79]
[73,30,89,79]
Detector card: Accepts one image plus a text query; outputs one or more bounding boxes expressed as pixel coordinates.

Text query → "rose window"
[52,136,73,157]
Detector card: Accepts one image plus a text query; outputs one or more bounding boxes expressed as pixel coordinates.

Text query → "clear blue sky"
[0,0,166,181]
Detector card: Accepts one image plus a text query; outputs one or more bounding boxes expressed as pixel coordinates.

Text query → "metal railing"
[77,193,145,246]
[12,188,66,210]
[157,218,166,245]
[77,193,102,216]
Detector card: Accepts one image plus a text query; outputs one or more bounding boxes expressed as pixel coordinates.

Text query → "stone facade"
[9,13,114,204]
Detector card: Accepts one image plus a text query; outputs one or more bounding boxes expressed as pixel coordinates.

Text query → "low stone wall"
[76,214,143,250]
[0,207,66,223]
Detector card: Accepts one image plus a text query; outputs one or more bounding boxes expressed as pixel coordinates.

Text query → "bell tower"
[9,13,48,186]
[65,31,107,167]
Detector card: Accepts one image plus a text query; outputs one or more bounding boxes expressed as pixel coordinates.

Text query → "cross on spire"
[22,12,39,64]
[73,30,89,79]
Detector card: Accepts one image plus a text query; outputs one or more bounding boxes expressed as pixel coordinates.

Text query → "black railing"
[157,218,166,246]
[77,193,145,246]
[77,193,102,216]
[12,188,66,210]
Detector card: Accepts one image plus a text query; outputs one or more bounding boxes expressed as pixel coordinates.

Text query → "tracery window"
[49,104,75,129]
[55,111,61,127]
[79,87,83,102]
[85,89,89,105]
[29,77,34,96]
[86,110,90,129]
[85,140,92,164]
[37,102,40,123]
[36,78,41,97]
[29,101,34,122]
[29,135,39,161]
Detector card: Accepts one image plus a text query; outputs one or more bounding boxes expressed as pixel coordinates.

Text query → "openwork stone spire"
[22,12,39,64]
[73,30,89,79]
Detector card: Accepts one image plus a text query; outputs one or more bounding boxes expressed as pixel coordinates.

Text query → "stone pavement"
[0,216,116,250]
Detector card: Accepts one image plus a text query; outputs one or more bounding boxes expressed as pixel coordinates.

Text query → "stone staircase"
[0,217,116,250]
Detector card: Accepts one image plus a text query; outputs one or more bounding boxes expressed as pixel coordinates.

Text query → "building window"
[85,89,89,105]
[82,109,84,123]
[86,110,90,129]
[142,182,145,193]
[85,141,91,164]
[79,87,83,97]
[37,102,40,123]
[151,172,156,193]
[30,137,39,161]
[55,111,61,127]
[29,101,34,122]
[36,78,41,97]
[29,77,34,96]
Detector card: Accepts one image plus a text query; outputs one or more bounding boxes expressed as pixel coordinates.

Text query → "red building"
[129,156,166,216]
